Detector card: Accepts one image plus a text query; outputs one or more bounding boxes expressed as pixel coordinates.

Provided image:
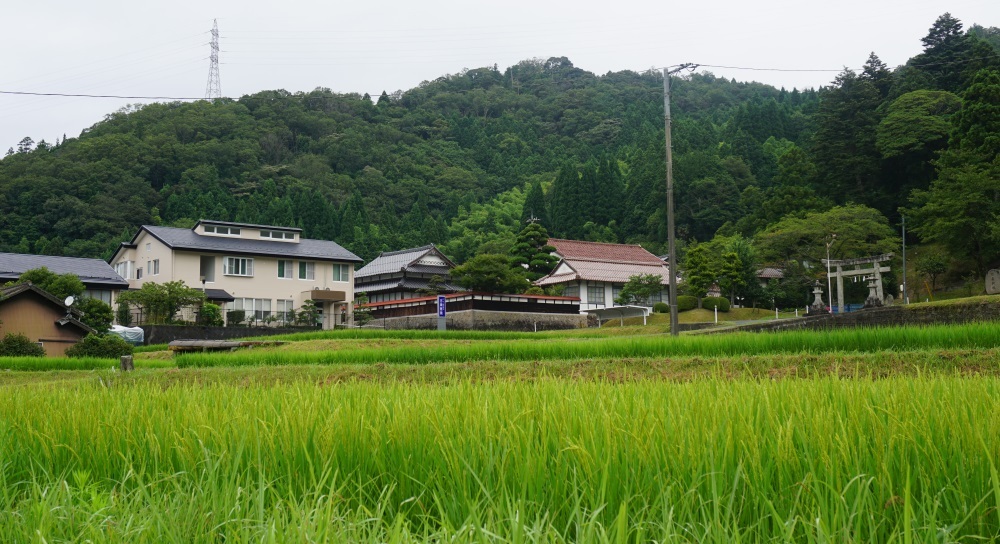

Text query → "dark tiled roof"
[757,267,785,279]
[548,239,663,265]
[141,226,362,263]
[0,252,128,287]
[354,276,462,294]
[356,245,454,278]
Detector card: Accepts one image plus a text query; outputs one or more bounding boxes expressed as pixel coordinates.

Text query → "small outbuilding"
[0,283,96,356]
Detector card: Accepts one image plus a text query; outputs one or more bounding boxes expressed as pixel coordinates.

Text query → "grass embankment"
[600,307,799,328]
[3,376,1000,540]
[176,321,1000,368]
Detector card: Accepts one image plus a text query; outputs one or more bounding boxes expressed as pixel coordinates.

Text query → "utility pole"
[901,216,908,304]
[205,19,222,99]
[663,64,697,337]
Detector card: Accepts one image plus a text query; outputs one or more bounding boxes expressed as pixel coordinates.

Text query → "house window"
[332,264,349,282]
[260,229,295,240]
[146,260,151,274]
[114,261,134,280]
[645,291,663,306]
[84,289,112,304]
[563,284,579,298]
[587,284,605,306]
[299,261,315,280]
[230,298,271,321]
[152,259,160,275]
[277,260,293,279]
[224,257,254,277]
[204,225,241,236]
[136,267,143,280]
[276,299,294,323]
[612,284,623,305]
[145,243,151,252]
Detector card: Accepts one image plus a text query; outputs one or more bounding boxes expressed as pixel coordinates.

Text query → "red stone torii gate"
[821,253,893,313]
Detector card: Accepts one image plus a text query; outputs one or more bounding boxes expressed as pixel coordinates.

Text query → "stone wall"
[724,296,1000,334]
[366,309,588,331]
[141,325,306,345]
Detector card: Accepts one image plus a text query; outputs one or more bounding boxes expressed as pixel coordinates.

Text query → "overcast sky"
[1,0,996,150]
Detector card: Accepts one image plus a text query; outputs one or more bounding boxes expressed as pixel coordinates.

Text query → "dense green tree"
[15,267,85,300]
[811,69,883,207]
[681,243,715,301]
[450,254,529,294]
[614,274,664,306]
[76,298,114,333]
[519,180,549,229]
[876,91,961,160]
[915,248,949,291]
[755,205,899,266]
[909,14,1000,93]
[116,281,206,324]
[511,223,558,280]
[907,69,1000,274]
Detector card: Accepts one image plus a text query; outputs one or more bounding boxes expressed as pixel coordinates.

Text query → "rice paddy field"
[3,319,1000,542]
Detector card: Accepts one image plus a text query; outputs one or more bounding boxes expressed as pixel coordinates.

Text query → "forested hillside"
[1,13,997,284]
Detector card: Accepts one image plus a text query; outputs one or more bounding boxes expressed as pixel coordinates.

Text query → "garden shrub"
[201,303,224,326]
[676,295,698,312]
[65,334,134,359]
[0,333,46,357]
[702,296,731,312]
[226,310,246,326]
[652,302,669,313]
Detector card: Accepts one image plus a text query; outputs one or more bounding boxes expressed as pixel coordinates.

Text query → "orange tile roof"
[547,239,663,264]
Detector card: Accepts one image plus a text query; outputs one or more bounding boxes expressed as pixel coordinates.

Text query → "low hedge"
[676,295,698,312]
[702,296,731,312]
[652,302,669,313]
[0,333,46,357]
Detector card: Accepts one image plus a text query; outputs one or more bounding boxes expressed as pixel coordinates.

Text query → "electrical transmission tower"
[205,19,222,99]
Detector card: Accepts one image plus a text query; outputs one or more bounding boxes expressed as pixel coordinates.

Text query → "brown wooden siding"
[0,292,87,356]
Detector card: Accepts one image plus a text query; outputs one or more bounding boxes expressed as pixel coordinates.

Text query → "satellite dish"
[64,295,75,307]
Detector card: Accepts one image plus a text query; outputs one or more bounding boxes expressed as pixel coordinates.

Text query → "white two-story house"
[110,220,362,328]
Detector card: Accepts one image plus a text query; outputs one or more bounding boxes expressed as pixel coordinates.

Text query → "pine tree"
[861,52,892,98]
[596,155,625,225]
[549,165,579,238]
[520,180,549,228]
[511,223,558,280]
[811,69,884,207]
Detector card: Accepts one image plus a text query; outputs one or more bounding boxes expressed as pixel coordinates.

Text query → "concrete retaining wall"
[366,309,588,331]
[726,297,1000,334]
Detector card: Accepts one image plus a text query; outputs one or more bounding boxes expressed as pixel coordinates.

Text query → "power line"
[2,54,997,102]
[0,90,206,100]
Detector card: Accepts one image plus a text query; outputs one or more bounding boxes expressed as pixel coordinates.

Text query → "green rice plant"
[0,356,174,371]
[133,343,169,353]
[1,376,999,540]
[180,321,1000,368]
[249,328,616,342]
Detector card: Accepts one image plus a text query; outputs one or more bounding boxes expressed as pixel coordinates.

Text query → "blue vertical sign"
[437,295,447,331]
